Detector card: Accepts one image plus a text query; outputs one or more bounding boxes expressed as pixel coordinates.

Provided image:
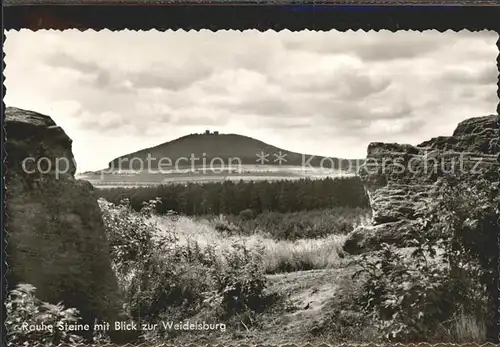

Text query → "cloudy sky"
[4,30,498,172]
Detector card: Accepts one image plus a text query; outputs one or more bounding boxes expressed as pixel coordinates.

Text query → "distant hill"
[106,132,362,172]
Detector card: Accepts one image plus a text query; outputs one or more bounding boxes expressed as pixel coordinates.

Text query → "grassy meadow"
[149,208,370,274]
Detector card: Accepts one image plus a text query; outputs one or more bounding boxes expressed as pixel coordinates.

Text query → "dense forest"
[97,176,370,216]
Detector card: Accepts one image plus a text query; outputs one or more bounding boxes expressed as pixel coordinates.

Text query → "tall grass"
[450,312,487,342]
[435,311,488,343]
[150,214,349,274]
[261,234,347,274]
[217,207,371,240]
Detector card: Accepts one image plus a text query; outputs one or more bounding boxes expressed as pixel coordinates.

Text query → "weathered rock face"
[5,107,133,342]
[344,114,499,254]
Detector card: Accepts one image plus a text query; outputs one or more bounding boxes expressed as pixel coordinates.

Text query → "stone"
[343,220,420,255]
[5,107,137,343]
[344,114,499,254]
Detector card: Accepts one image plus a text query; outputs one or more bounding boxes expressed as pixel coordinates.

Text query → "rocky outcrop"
[344,114,499,254]
[5,107,134,342]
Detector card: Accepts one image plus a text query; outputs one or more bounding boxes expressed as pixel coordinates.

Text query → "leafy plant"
[354,174,497,342]
[205,241,269,329]
[5,283,84,346]
[213,214,241,235]
[98,197,176,287]
[238,208,255,221]
[99,198,273,337]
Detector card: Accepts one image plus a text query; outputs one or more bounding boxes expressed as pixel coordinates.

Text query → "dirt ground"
[170,259,361,345]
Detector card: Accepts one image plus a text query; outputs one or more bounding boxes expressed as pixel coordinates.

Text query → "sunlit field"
[150,214,351,274]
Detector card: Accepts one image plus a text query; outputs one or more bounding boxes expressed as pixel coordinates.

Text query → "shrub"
[5,283,84,346]
[204,241,269,328]
[99,198,273,337]
[127,253,214,321]
[100,198,205,321]
[354,244,474,342]
[213,214,241,234]
[353,174,497,342]
[98,197,173,280]
[238,208,255,221]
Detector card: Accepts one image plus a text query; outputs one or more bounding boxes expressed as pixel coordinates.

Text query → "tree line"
[97,177,370,216]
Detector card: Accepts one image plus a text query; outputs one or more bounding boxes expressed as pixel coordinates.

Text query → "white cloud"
[4,29,498,171]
